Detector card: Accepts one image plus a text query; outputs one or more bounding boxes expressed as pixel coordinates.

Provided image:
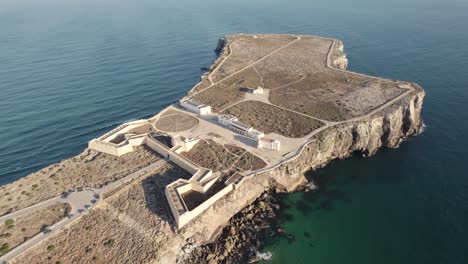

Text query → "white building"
[252,86,264,94]
[179,99,211,115]
[257,137,281,151]
[218,114,265,140]
[171,135,200,152]
[229,120,265,140]
[218,114,238,126]
[248,128,265,140]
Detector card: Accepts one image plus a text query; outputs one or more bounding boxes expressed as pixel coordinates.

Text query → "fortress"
[0,34,424,263]
[87,33,423,229]
[88,97,280,228]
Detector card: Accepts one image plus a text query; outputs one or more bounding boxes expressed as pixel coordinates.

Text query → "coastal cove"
[1,0,468,263]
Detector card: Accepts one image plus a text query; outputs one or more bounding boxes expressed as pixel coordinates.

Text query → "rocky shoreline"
[184,190,297,264]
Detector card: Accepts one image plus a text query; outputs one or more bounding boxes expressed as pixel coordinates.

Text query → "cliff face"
[271,87,424,191]
[106,36,426,263]
[171,84,425,263]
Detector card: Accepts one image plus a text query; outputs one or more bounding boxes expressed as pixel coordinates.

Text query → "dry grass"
[211,35,295,82]
[269,70,406,121]
[181,140,266,173]
[255,37,331,88]
[0,147,161,216]
[0,203,70,256]
[192,67,263,111]
[190,34,406,123]
[13,164,189,264]
[224,145,266,171]
[188,78,212,95]
[224,101,324,138]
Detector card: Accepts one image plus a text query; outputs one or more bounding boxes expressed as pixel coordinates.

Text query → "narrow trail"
[189,37,301,98]
[207,40,239,85]
[213,36,411,126]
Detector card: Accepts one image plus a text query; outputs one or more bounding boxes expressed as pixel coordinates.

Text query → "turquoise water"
[1,0,467,263]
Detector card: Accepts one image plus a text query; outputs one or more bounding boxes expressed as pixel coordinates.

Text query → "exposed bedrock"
[174,86,425,263]
[331,40,349,70]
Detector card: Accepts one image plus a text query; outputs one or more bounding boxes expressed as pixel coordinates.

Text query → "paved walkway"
[0,160,166,264]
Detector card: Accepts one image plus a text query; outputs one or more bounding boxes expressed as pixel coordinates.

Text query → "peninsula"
[0,34,424,264]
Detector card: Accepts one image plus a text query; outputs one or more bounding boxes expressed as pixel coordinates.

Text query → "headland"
[0,34,424,263]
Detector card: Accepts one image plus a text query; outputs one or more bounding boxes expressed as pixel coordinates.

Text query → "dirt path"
[189,37,301,98]
[207,40,239,85]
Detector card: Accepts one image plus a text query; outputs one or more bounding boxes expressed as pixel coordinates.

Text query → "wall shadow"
[233,135,258,148]
[141,162,191,228]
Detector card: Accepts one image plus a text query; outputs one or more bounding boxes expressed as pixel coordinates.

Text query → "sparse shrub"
[21,191,27,195]
[47,245,56,251]
[0,233,11,238]
[32,184,39,189]
[0,243,9,254]
[85,246,93,253]
[103,239,115,247]
[4,219,14,227]
[21,228,27,232]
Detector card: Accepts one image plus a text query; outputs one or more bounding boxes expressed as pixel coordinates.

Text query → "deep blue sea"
[1,0,467,263]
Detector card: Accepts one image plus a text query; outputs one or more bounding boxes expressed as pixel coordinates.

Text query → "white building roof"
[231,120,252,131]
[182,99,207,108]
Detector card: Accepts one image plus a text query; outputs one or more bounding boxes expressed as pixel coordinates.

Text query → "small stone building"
[252,86,264,94]
[257,137,281,151]
[218,115,264,140]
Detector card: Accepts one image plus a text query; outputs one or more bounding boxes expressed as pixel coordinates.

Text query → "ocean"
[1,0,467,263]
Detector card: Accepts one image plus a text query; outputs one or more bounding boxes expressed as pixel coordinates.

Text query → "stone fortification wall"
[158,87,425,264]
[168,153,199,175]
[145,136,170,158]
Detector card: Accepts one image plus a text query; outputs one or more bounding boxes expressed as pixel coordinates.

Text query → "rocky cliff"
[166,83,425,263]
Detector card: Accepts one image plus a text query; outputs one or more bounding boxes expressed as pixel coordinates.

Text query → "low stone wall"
[178,184,234,228]
[168,153,199,175]
[88,140,132,156]
[145,136,170,158]
[88,135,147,156]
